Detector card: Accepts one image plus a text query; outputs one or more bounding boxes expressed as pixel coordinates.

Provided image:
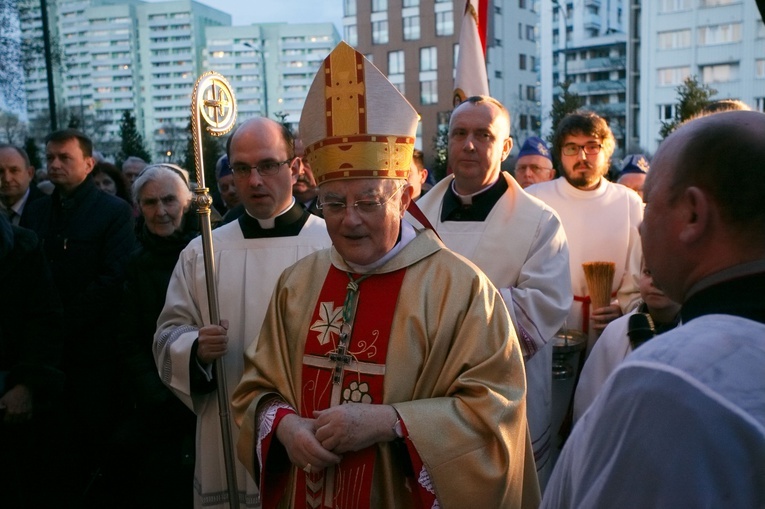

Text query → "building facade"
[639,0,765,153]
[345,0,542,169]
[19,1,340,162]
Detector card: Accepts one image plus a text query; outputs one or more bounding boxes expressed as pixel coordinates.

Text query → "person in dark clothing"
[0,143,47,225]
[104,164,199,508]
[0,213,65,508]
[19,129,135,506]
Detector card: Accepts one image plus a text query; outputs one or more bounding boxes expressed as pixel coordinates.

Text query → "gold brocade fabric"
[232,229,541,508]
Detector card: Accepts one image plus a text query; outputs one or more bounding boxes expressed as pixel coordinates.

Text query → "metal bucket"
[552,329,586,380]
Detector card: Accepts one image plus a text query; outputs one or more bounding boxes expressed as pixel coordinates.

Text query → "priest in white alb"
[413,96,571,487]
[154,118,331,508]
[231,42,540,509]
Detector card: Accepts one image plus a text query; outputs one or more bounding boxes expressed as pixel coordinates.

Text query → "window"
[531,56,537,71]
[519,0,526,8]
[345,25,358,46]
[388,50,405,94]
[495,70,503,78]
[700,0,737,6]
[526,25,536,41]
[756,97,765,112]
[518,23,523,39]
[403,14,420,40]
[372,0,387,12]
[657,66,690,86]
[436,10,454,36]
[344,0,357,16]
[403,0,419,6]
[388,50,405,75]
[420,80,438,105]
[519,114,528,130]
[519,54,527,70]
[757,59,765,78]
[526,86,536,101]
[657,29,691,49]
[372,20,389,44]
[701,63,739,83]
[658,104,676,121]
[658,0,692,12]
[698,24,742,45]
[420,46,437,71]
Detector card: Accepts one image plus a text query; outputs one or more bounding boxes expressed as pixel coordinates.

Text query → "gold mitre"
[299,41,419,185]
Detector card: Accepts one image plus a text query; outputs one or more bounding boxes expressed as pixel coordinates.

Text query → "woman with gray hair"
[108,164,198,508]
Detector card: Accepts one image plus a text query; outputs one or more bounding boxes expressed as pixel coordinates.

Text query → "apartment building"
[640,0,765,153]
[204,22,340,132]
[344,0,545,167]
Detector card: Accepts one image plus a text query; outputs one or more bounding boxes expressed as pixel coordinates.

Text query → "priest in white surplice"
[542,109,765,509]
[154,118,331,508]
[414,96,572,487]
[526,111,643,352]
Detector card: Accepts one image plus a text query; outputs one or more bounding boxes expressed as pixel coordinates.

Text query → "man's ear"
[501,137,513,161]
[289,157,301,184]
[400,184,413,215]
[84,156,95,175]
[678,186,710,245]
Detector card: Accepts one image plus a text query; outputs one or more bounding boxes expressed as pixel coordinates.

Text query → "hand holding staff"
[191,71,240,508]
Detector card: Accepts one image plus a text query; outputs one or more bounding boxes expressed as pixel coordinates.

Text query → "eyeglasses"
[515,164,553,174]
[318,185,405,216]
[562,142,602,157]
[230,159,293,179]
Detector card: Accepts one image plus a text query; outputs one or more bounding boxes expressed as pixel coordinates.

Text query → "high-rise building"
[19,1,341,161]
[639,0,765,153]
[19,0,230,160]
[540,0,630,155]
[204,22,340,133]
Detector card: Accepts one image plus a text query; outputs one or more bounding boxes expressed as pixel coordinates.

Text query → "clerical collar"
[237,199,309,239]
[345,220,416,274]
[680,259,765,325]
[441,176,507,222]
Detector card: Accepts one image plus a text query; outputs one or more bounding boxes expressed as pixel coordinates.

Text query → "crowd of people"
[0,40,763,509]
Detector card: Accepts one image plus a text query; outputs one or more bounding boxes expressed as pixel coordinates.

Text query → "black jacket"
[20,176,135,373]
[0,214,64,402]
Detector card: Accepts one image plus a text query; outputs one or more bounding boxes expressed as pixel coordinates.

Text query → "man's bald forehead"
[451,98,511,136]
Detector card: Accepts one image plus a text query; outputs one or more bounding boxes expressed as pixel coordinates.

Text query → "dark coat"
[20,177,135,368]
[118,214,199,408]
[0,214,64,401]
[18,183,47,224]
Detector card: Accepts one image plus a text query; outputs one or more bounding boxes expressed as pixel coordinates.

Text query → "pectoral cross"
[328,333,354,384]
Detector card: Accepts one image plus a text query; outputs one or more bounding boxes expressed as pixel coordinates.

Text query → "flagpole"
[190,71,239,509]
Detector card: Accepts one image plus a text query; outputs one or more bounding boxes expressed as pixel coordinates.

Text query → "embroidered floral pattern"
[418,465,441,508]
[309,301,343,345]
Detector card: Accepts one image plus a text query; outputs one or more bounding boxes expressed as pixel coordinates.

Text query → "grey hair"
[132,163,193,206]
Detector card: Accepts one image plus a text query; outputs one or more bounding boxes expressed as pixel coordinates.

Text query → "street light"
[243,41,268,118]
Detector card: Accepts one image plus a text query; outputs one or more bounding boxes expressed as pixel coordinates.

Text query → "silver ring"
[303,463,312,473]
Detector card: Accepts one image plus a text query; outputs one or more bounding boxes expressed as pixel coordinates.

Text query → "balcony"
[584,13,601,30]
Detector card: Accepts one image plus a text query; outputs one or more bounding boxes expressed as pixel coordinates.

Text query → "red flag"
[453,0,490,106]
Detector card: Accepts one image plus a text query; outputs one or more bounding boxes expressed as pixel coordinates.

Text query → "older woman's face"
[138,177,187,236]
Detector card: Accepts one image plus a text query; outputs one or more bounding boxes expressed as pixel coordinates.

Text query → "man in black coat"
[0,213,65,507]
[20,129,136,504]
[0,143,47,225]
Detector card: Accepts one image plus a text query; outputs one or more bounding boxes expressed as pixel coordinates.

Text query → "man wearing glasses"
[233,43,540,509]
[526,111,643,353]
[154,117,331,508]
[414,96,571,488]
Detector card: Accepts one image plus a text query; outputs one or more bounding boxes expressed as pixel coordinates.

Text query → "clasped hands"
[276,403,398,474]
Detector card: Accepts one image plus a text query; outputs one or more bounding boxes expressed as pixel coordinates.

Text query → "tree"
[0,110,26,144]
[659,76,717,139]
[0,0,25,112]
[117,110,151,166]
[182,118,222,190]
[24,137,41,170]
[548,81,584,141]
[431,123,450,183]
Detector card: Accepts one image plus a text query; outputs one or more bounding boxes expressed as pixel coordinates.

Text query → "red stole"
[298,265,406,508]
